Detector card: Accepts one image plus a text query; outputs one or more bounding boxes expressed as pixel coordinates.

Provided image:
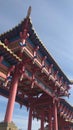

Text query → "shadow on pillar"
[0,122,18,130]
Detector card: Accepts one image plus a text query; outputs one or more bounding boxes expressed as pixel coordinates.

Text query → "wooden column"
[61,118,65,130]
[49,107,52,130]
[0,56,3,63]
[53,102,58,130]
[4,71,19,123]
[28,107,33,130]
[41,111,44,130]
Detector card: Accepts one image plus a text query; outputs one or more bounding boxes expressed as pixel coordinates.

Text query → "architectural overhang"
[0,16,71,85]
[0,6,72,106]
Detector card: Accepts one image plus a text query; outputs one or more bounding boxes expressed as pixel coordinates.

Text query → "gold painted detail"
[0,41,22,62]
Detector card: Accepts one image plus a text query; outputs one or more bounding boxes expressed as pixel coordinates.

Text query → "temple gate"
[0,7,73,130]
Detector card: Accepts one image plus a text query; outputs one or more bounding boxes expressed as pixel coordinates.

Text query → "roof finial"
[27,6,32,18]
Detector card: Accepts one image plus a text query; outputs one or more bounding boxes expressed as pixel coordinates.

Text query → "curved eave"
[0,41,22,64]
[29,27,71,84]
[0,17,71,84]
[0,18,31,42]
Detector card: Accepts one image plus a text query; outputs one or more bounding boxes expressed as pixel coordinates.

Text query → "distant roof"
[60,98,73,112]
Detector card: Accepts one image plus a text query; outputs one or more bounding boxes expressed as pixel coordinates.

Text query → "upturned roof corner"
[26,6,32,18]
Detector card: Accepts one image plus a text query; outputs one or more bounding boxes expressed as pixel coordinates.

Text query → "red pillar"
[53,102,58,130]
[28,107,33,130]
[61,119,65,130]
[0,56,3,63]
[41,111,44,130]
[4,72,19,122]
[49,108,52,130]
[70,127,73,130]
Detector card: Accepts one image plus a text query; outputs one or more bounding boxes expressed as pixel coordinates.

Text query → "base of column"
[0,122,18,130]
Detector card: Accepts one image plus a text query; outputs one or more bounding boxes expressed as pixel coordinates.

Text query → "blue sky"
[0,0,73,130]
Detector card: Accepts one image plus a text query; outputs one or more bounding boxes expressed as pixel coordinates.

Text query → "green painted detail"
[2,60,11,67]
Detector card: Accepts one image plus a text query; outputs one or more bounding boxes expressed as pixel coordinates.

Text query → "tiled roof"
[0,41,22,65]
[0,17,71,84]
